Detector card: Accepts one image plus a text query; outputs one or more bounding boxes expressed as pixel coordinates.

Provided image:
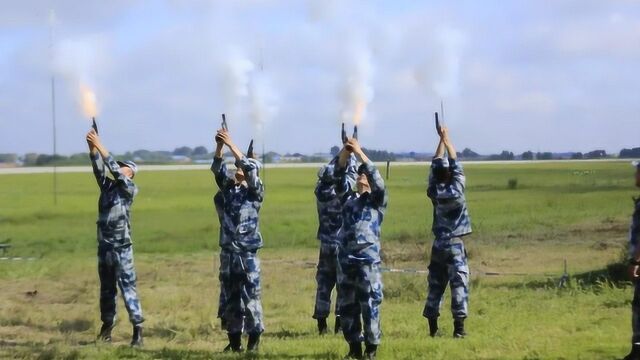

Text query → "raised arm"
[441,127,457,160]
[434,137,446,159]
[345,153,358,191]
[87,130,108,188]
[449,159,466,193]
[238,157,264,201]
[87,130,137,198]
[211,132,233,189]
[216,130,243,163]
[334,148,355,200]
[359,161,388,209]
[348,138,387,209]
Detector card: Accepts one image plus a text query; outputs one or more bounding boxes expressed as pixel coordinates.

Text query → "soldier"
[334,138,388,360]
[422,126,472,339]
[211,129,265,353]
[623,161,640,360]
[313,154,357,335]
[86,129,144,347]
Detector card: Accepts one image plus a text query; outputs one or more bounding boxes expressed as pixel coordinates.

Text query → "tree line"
[1,146,638,166]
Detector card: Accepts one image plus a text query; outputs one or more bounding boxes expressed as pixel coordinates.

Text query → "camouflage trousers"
[423,237,469,319]
[98,243,144,325]
[218,250,264,335]
[337,262,383,345]
[313,243,339,319]
[632,281,640,344]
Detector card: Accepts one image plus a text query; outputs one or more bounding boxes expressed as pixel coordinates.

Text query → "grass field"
[0,161,638,359]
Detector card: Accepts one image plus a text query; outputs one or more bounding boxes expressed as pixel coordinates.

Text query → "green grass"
[0,161,638,359]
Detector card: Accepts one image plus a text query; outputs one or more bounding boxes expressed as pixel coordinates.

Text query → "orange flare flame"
[80,84,98,118]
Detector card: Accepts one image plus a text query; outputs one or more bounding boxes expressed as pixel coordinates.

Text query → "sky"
[1,0,639,156]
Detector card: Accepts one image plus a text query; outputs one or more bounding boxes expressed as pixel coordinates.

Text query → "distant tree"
[192,146,209,156]
[536,152,553,160]
[585,150,607,159]
[502,151,514,160]
[489,151,514,161]
[330,146,340,157]
[521,151,534,160]
[620,147,640,158]
[173,146,193,156]
[301,155,328,163]
[23,153,38,165]
[0,153,17,163]
[263,151,280,163]
[571,152,584,159]
[361,148,396,161]
[461,148,480,158]
[35,154,67,166]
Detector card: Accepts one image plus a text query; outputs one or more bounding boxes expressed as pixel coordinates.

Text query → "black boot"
[364,343,377,360]
[247,333,261,352]
[130,325,143,347]
[97,322,115,342]
[334,316,342,334]
[624,344,640,360]
[223,332,243,353]
[317,318,328,335]
[345,342,362,359]
[453,318,466,339]
[428,318,438,337]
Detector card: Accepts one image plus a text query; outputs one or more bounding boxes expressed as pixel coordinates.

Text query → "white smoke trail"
[413,27,465,98]
[220,52,255,119]
[53,35,108,119]
[218,49,278,139]
[248,72,278,136]
[341,43,374,126]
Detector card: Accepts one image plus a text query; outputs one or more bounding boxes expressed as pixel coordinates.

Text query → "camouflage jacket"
[315,154,358,245]
[211,156,264,252]
[335,160,388,265]
[629,197,640,258]
[90,153,138,247]
[427,158,472,241]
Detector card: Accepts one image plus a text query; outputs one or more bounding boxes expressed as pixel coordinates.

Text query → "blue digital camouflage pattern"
[212,155,265,334]
[214,191,227,324]
[334,161,388,265]
[333,160,387,345]
[211,156,264,252]
[630,197,640,344]
[629,197,640,260]
[337,262,383,345]
[91,153,138,248]
[633,282,640,344]
[313,243,340,319]
[423,237,469,319]
[427,158,472,241]
[219,250,264,335]
[90,152,143,325]
[98,244,144,325]
[312,155,357,320]
[315,155,358,245]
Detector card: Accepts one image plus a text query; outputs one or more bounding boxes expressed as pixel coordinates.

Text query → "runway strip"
[0,159,629,175]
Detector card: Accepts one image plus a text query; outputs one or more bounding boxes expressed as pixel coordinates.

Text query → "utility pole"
[49,9,58,205]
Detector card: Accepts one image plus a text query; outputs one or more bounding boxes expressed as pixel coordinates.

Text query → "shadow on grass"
[263,328,314,339]
[492,262,630,290]
[120,347,339,360]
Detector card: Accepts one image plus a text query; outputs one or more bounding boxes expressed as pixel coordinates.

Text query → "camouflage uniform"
[630,197,640,344]
[90,153,144,326]
[335,161,388,345]
[423,158,472,320]
[313,155,357,320]
[214,191,227,325]
[211,156,265,335]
